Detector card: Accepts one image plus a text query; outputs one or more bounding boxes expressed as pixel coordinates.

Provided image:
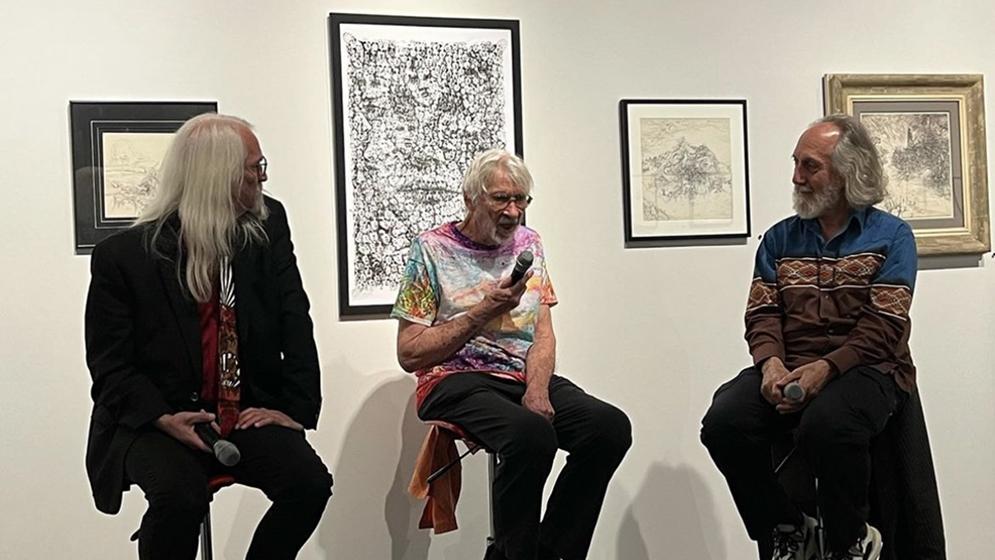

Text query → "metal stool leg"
[199,504,214,560]
[486,453,498,547]
[813,477,826,560]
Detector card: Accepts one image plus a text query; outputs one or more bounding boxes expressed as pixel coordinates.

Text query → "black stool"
[200,474,236,560]
[772,443,826,559]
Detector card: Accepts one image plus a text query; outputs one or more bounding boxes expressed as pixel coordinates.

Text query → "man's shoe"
[826,523,882,560]
[770,514,818,560]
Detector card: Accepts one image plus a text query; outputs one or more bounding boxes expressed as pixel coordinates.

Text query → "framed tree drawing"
[329,13,523,317]
[70,101,218,254]
[824,74,990,255]
[620,99,751,245]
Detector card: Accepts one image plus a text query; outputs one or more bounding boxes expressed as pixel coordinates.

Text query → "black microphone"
[194,423,241,466]
[509,250,534,284]
[784,382,806,403]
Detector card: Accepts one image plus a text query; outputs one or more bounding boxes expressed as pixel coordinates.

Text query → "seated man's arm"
[396,274,530,372]
[86,240,211,452]
[258,199,320,431]
[744,229,791,404]
[522,304,556,420]
[746,229,786,365]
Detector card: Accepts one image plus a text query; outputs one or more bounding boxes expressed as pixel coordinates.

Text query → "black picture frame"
[329,13,523,317]
[620,99,751,246]
[70,101,218,254]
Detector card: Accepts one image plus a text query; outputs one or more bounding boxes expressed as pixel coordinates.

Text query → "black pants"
[700,366,904,553]
[124,425,332,560]
[419,373,631,560]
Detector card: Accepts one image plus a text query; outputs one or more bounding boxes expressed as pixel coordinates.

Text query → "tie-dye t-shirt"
[391,222,558,406]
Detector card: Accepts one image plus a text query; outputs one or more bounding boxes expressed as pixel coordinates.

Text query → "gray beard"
[793,184,842,219]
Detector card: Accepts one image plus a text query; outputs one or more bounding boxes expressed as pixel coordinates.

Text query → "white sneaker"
[827,523,882,560]
[771,514,818,560]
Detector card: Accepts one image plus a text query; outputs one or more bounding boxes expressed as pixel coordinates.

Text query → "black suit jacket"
[84,197,321,514]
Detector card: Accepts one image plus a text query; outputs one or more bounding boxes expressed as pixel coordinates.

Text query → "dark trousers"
[700,366,904,553]
[124,425,333,560]
[419,373,631,560]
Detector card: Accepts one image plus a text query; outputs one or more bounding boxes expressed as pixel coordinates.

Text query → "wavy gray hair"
[817,113,888,209]
[462,148,533,204]
[135,113,268,302]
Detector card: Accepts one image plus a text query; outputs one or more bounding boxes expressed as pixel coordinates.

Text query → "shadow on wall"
[616,462,726,560]
[316,372,431,559]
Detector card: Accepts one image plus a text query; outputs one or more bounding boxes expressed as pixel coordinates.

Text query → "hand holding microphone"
[154,411,241,466]
[783,381,806,403]
[194,423,241,466]
[471,250,535,322]
[509,250,533,284]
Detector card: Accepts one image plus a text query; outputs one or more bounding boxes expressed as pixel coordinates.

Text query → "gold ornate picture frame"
[824,74,990,255]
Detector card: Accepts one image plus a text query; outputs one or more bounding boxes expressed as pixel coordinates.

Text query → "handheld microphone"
[783,382,806,403]
[194,423,241,466]
[509,250,534,284]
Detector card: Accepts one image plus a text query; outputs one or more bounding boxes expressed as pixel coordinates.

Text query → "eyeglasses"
[483,187,532,210]
[248,157,267,176]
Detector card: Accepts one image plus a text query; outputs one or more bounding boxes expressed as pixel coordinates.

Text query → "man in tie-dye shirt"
[701,115,922,560]
[392,149,631,560]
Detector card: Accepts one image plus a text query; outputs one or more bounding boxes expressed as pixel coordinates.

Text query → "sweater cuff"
[750,342,784,367]
[823,346,861,376]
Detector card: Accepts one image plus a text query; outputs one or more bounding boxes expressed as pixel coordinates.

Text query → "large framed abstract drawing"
[329,13,523,316]
[620,99,751,244]
[825,74,990,255]
[70,101,218,254]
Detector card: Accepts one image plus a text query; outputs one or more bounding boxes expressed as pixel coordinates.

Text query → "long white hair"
[135,113,268,302]
[818,114,888,208]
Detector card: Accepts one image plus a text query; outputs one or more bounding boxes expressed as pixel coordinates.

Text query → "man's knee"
[700,370,763,451]
[277,460,334,504]
[502,412,557,461]
[700,399,739,452]
[588,403,632,460]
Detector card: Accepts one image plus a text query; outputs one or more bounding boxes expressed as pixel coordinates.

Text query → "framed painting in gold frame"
[824,74,990,255]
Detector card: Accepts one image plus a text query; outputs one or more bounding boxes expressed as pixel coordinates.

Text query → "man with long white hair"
[84,113,331,559]
[393,149,631,560]
[701,115,919,560]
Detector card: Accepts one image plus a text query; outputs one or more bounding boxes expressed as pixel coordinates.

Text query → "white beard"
[793,184,842,219]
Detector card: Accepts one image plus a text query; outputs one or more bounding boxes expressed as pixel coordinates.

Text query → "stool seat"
[207,474,236,494]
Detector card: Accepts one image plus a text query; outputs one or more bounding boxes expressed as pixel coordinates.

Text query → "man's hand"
[236,407,304,432]
[467,271,533,324]
[522,386,555,422]
[775,359,835,414]
[760,357,791,405]
[154,410,216,452]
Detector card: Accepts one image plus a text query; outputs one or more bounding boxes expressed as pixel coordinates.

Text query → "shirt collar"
[799,206,868,237]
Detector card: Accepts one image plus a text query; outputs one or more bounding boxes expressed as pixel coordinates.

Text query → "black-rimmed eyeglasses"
[250,157,268,176]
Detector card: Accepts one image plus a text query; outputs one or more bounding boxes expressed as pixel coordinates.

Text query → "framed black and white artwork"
[69,101,218,254]
[329,13,523,317]
[619,99,751,245]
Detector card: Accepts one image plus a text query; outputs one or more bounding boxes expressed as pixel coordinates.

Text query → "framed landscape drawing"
[620,99,751,245]
[824,74,990,255]
[70,101,218,254]
[329,13,523,317]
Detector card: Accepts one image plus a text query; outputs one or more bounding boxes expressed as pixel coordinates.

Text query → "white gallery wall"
[1,0,992,558]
